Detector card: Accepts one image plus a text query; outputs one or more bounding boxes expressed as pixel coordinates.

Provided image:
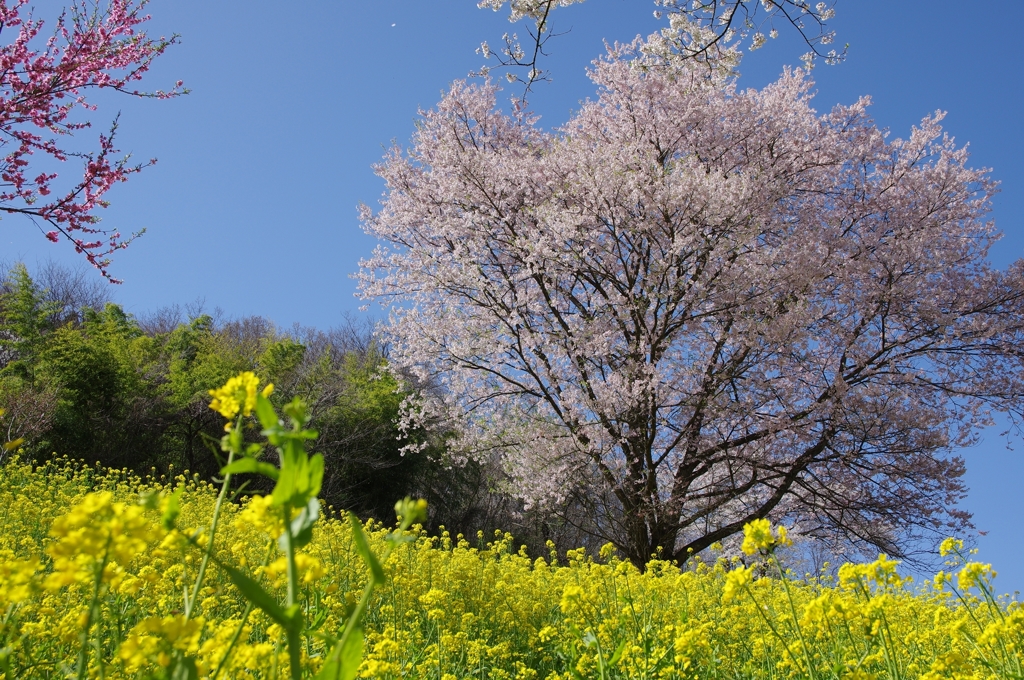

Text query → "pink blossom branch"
[0,0,183,281]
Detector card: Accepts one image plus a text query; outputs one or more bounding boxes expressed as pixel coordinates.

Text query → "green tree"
[315,349,420,518]
[161,314,245,474]
[0,264,64,454]
[0,263,60,382]
[36,303,169,469]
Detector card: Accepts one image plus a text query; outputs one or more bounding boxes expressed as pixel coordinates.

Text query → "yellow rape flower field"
[0,456,1021,679]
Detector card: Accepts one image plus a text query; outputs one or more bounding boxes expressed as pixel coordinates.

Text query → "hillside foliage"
[0,262,540,545]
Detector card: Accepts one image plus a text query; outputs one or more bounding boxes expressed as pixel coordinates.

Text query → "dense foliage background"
[0,261,595,557]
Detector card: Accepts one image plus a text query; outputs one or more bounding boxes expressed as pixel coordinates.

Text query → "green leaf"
[139,489,160,511]
[279,497,320,552]
[348,513,384,586]
[283,396,309,426]
[262,423,286,447]
[271,441,301,508]
[226,425,244,453]
[609,638,628,666]
[310,629,338,646]
[308,452,324,499]
[168,654,200,680]
[315,625,364,680]
[270,438,323,509]
[255,393,278,430]
[221,457,280,481]
[162,487,182,531]
[219,562,291,627]
[308,608,329,633]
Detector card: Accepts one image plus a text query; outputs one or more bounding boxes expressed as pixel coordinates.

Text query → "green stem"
[76,548,110,680]
[594,634,608,680]
[975,577,1019,675]
[327,520,410,676]
[93,614,107,680]
[878,610,902,680]
[185,419,240,619]
[283,505,298,611]
[770,552,817,680]
[281,505,303,680]
[741,580,789,660]
[212,599,255,680]
[210,541,275,680]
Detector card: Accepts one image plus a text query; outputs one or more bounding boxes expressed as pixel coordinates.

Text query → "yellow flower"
[741,518,772,554]
[45,491,160,590]
[722,565,753,602]
[741,518,792,555]
[921,651,969,680]
[118,615,204,674]
[208,371,273,420]
[559,584,584,614]
[234,494,284,539]
[361,657,399,678]
[264,553,325,585]
[838,554,904,591]
[957,562,996,592]
[939,537,964,557]
[776,525,792,547]
[419,588,447,608]
[0,550,40,605]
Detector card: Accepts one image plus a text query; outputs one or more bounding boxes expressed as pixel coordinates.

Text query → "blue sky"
[5,0,1024,591]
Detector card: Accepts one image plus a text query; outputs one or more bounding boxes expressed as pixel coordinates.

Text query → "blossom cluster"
[207,371,273,421]
[0,0,184,280]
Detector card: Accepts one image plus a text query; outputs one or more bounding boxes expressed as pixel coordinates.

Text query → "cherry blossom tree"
[359,38,1024,566]
[477,0,842,94]
[0,0,183,282]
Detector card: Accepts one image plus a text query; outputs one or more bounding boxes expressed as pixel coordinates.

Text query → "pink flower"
[0,0,182,281]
